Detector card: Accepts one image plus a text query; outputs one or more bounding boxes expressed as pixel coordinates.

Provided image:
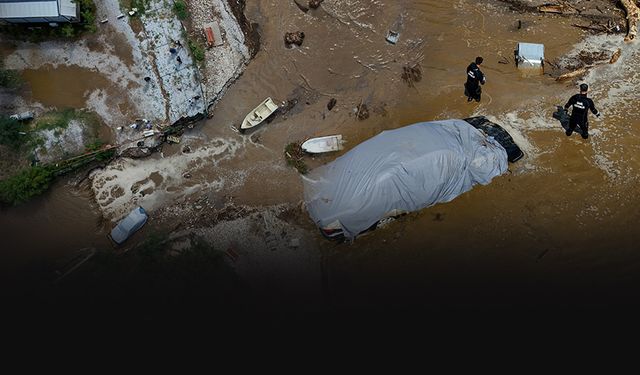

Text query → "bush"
[60,24,75,38]
[188,38,205,62]
[0,116,28,150]
[173,0,188,20]
[284,142,308,174]
[0,68,22,88]
[0,166,53,206]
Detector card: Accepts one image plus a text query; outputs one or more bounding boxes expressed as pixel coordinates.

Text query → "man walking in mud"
[564,83,599,139]
[465,56,486,102]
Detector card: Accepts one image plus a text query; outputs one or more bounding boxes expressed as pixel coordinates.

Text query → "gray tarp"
[303,119,508,239]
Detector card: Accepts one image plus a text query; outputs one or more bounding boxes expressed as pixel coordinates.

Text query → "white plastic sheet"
[303,119,508,239]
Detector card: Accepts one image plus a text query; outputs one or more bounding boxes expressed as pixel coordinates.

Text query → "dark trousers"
[464,82,482,102]
[567,117,589,139]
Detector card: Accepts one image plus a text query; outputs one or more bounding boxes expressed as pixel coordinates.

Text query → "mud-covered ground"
[4,0,640,325]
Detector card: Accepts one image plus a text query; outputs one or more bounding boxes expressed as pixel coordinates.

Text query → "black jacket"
[466,62,485,87]
[564,94,598,123]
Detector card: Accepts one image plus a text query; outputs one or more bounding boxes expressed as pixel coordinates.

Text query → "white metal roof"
[58,0,76,17]
[0,0,70,19]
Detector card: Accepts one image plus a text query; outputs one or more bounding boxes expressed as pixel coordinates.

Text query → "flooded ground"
[2,0,640,312]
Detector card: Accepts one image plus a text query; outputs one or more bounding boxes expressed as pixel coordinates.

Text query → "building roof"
[0,0,77,19]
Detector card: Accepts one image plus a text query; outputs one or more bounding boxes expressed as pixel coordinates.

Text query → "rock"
[284,31,305,48]
[309,0,324,9]
[327,98,337,111]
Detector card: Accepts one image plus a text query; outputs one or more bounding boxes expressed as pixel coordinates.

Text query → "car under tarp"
[302,119,509,240]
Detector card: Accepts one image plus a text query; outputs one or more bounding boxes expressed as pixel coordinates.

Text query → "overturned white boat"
[240,97,279,132]
[301,135,345,154]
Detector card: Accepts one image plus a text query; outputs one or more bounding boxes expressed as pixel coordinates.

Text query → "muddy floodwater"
[2,0,640,310]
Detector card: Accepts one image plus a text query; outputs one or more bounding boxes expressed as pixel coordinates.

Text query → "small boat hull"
[301,135,344,153]
[241,97,279,131]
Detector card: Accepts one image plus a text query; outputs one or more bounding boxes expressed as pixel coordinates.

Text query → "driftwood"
[555,66,592,81]
[620,0,639,41]
[538,4,577,14]
[610,48,622,64]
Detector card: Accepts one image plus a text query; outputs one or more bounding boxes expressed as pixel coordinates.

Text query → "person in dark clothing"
[465,56,486,102]
[564,83,599,139]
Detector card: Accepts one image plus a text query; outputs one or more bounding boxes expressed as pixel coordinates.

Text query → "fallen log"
[538,4,577,15]
[555,66,592,82]
[620,0,639,41]
[571,23,606,32]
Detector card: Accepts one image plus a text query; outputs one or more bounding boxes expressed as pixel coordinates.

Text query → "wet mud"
[2,0,640,314]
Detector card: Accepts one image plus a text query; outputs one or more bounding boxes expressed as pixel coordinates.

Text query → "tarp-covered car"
[108,206,148,245]
[303,118,522,241]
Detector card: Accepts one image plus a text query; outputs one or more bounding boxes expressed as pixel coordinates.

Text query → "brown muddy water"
[2,0,640,310]
[21,65,111,109]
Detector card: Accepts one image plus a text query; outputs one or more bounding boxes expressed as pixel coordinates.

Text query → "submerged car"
[303,117,523,241]
[108,206,148,245]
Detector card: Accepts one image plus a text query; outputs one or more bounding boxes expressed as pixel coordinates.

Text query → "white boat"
[301,135,345,154]
[240,97,279,132]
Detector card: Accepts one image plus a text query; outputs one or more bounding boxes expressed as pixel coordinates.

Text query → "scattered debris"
[327,98,337,111]
[294,0,309,13]
[309,0,324,9]
[610,48,622,64]
[9,111,34,121]
[401,63,422,87]
[284,141,308,174]
[386,30,400,44]
[355,101,369,121]
[284,31,305,48]
[167,135,181,144]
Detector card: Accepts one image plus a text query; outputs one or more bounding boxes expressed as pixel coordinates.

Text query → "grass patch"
[173,0,189,20]
[0,165,54,206]
[188,38,205,62]
[34,109,76,131]
[284,141,308,174]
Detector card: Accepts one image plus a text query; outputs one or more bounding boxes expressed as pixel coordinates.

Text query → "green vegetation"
[121,0,151,15]
[85,140,116,161]
[33,108,75,130]
[173,0,189,20]
[0,166,53,206]
[76,0,97,33]
[0,67,22,88]
[284,142,308,174]
[33,108,99,131]
[188,38,205,62]
[0,117,29,151]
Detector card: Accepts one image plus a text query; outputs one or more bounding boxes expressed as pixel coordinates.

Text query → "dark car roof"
[464,116,524,162]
